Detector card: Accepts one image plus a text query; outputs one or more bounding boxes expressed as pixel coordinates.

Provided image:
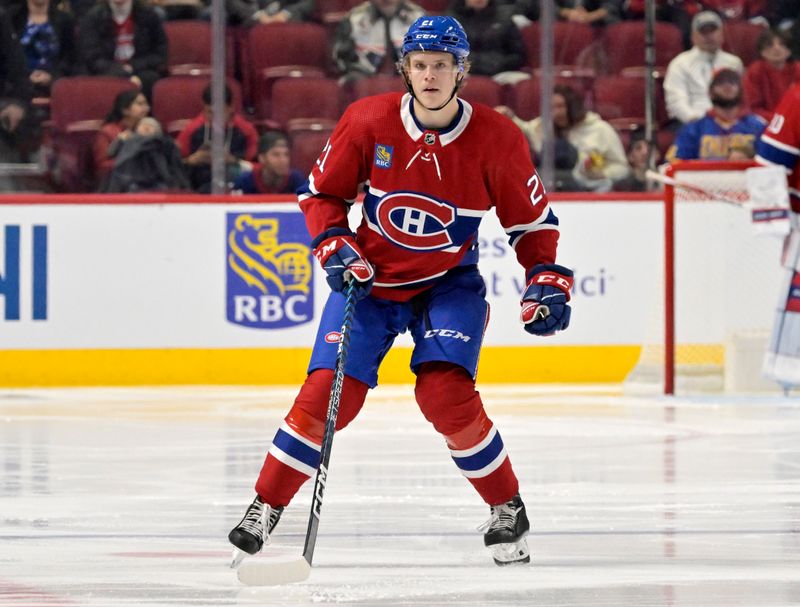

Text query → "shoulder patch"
[374,144,394,169]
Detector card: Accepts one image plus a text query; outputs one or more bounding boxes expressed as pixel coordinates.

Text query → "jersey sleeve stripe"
[755,141,797,172]
[755,154,793,174]
[761,133,800,156]
[505,207,560,249]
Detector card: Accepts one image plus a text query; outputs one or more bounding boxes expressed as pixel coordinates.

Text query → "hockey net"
[625,161,786,394]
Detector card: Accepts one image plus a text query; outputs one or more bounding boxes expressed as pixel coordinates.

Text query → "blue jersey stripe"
[451,431,505,472]
[507,207,559,247]
[757,139,799,171]
[272,428,321,470]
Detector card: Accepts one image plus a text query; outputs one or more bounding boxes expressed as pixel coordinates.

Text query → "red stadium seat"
[593,74,647,121]
[520,22,596,70]
[315,0,362,24]
[241,22,331,118]
[350,75,405,102]
[602,21,683,75]
[163,21,237,77]
[593,74,669,126]
[49,76,137,192]
[506,77,540,121]
[722,21,767,66]
[416,0,449,13]
[290,126,334,176]
[151,77,243,137]
[269,77,342,131]
[506,76,595,121]
[459,75,504,108]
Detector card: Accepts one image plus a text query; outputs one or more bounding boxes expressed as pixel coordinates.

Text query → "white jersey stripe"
[267,445,317,477]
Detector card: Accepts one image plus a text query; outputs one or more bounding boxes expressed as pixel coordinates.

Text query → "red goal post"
[627,160,786,395]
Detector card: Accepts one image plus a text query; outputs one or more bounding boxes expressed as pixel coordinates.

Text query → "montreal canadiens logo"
[375,192,456,251]
[325,331,342,343]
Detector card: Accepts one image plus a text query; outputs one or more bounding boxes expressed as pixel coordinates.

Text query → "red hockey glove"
[312,229,374,300]
[520,264,573,336]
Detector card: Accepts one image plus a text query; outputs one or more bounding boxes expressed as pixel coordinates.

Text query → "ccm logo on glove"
[312,231,375,300]
[520,264,574,336]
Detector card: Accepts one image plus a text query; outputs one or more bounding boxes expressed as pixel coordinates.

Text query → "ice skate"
[480,494,530,566]
[228,496,284,568]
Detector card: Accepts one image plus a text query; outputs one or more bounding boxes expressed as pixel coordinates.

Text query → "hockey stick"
[645,169,749,207]
[238,279,358,586]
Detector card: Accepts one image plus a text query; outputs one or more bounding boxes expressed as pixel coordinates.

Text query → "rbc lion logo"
[374,144,393,169]
[226,212,314,329]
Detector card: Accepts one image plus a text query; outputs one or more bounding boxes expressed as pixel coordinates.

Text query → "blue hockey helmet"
[400,16,470,64]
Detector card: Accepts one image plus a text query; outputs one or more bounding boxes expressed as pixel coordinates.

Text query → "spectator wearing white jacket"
[663,10,743,126]
[497,84,629,192]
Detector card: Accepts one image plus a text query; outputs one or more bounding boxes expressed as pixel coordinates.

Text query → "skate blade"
[489,537,530,566]
[230,548,248,569]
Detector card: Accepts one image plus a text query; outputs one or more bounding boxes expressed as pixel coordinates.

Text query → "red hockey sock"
[415,362,519,505]
[255,369,368,507]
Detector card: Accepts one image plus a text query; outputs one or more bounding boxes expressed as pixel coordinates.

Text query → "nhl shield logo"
[424,132,436,145]
[226,212,314,329]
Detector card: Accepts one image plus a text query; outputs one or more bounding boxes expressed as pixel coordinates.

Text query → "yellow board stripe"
[0,346,645,387]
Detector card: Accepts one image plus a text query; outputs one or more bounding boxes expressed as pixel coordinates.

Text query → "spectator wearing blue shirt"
[670,68,766,161]
[233,131,305,195]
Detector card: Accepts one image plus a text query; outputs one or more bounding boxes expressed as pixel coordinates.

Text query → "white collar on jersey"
[400,93,473,147]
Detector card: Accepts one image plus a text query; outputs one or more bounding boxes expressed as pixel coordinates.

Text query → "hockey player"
[755,83,800,390]
[228,15,573,567]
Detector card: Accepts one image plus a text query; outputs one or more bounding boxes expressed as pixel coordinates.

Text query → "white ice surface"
[1,384,799,606]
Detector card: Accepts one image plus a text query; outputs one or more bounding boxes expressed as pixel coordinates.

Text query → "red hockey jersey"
[298,92,560,301]
[756,84,800,212]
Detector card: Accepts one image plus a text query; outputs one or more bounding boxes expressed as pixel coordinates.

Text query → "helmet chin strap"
[402,71,465,113]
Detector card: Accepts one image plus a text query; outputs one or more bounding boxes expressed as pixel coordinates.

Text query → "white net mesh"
[625,163,786,394]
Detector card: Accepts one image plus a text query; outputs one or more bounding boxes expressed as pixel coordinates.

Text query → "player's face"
[406,51,460,107]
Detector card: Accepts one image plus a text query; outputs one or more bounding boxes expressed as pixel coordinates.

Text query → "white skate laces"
[229,497,283,569]
[238,500,268,540]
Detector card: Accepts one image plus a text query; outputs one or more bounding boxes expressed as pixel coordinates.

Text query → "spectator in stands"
[150,0,209,21]
[791,19,800,60]
[448,0,526,84]
[613,129,657,192]
[556,0,622,26]
[496,84,628,192]
[669,68,765,160]
[0,7,34,170]
[78,0,168,100]
[232,130,305,195]
[727,140,755,160]
[495,0,538,27]
[225,0,316,25]
[333,0,424,83]
[743,29,800,121]
[702,0,768,25]
[93,88,150,187]
[663,10,743,126]
[176,83,259,193]
[9,0,76,98]
[104,116,190,192]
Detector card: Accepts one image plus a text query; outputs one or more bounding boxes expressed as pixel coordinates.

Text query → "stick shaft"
[301,281,357,566]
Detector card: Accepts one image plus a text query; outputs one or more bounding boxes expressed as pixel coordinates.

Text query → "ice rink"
[1,384,799,606]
